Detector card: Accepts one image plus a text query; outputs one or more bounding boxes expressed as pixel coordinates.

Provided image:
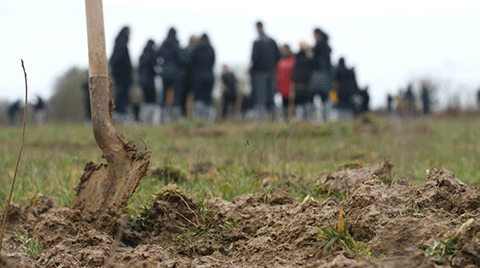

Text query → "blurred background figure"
[421,81,431,115]
[310,28,333,123]
[292,41,314,121]
[404,84,415,116]
[477,88,480,116]
[157,27,184,123]
[138,39,160,124]
[8,100,22,126]
[250,21,280,122]
[82,74,91,122]
[358,86,370,115]
[333,57,358,120]
[109,26,133,124]
[192,34,216,123]
[387,94,394,116]
[275,44,296,122]
[180,35,198,119]
[32,95,46,125]
[220,64,238,121]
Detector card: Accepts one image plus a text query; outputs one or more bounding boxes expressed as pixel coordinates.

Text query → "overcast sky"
[1,0,480,108]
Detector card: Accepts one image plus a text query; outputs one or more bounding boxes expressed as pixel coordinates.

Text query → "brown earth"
[2,162,480,267]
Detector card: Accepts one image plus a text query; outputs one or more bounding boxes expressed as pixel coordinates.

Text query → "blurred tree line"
[47,66,88,122]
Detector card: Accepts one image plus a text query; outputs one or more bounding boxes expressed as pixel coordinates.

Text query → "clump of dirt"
[122,185,202,248]
[3,163,480,267]
[319,160,393,193]
[149,166,188,183]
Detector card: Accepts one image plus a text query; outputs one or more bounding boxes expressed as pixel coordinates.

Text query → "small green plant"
[419,218,475,261]
[405,202,426,218]
[221,216,238,231]
[172,227,200,246]
[419,239,457,261]
[314,205,372,258]
[12,229,42,258]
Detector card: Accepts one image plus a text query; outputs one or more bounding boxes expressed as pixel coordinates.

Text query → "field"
[1,115,480,267]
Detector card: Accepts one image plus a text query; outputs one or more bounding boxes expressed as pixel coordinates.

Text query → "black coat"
[251,34,280,73]
[109,28,133,86]
[192,40,215,80]
[222,72,237,96]
[292,51,312,84]
[335,64,359,108]
[138,41,156,88]
[157,38,183,80]
[312,40,332,72]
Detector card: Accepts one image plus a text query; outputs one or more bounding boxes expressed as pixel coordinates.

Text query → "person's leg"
[114,84,129,114]
[253,72,268,122]
[266,73,275,120]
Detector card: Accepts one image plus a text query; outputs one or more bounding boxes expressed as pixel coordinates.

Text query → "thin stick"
[0,59,28,252]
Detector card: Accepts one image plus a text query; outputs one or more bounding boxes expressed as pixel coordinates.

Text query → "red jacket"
[275,55,296,99]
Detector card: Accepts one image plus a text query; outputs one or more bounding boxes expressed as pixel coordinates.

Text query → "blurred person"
[138,39,160,124]
[82,75,91,122]
[157,27,184,123]
[404,84,415,115]
[477,88,480,116]
[8,100,22,126]
[109,26,133,123]
[192,33,216,123]
[421,81,431,115]
[387,94,394,115]
[357,86,370,115]
[333,57,358,120]
[291,41,314,121]
[32,95,46,125]
[275,44,296,121]
[250,21,281,121]
[180,35,199,118]
[310,28,333,122]
[221,64,238,120]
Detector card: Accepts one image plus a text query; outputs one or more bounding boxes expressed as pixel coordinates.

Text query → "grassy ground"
[1,115,479,214]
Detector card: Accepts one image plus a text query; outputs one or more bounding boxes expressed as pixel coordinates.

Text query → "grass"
[11,228,43,258]
[1,115,480,215]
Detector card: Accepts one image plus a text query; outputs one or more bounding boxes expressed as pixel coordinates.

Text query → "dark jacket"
[251,34,280,73]
[157,38,183,80]
[312,36,332,72]
[222,72,237,96]
[335,62,359,108]
[109,27,133,86]
[292,51,312,84]
[138,40,156,88]
[192,40,215,80]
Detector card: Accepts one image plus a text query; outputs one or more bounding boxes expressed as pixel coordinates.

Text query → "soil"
[2,162,480,267]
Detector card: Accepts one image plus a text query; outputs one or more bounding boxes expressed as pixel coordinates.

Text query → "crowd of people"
[106,21,370,125]
[387,81,433,117]
[108,26,217,124]
[5,21,480,126]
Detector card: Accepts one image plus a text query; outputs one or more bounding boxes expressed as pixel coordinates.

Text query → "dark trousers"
[193,76,214,105]
[252,72,275,112]
[141,84,157,104]
[222,93,237,119]
[114,84,130,114]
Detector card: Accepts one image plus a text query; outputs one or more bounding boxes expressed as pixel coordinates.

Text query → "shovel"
[71,0,151,231]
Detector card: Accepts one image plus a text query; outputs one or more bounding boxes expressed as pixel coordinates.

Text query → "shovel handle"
[85,0,108,77]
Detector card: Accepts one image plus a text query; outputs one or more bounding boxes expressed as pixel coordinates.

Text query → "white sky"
[1,0,480,108]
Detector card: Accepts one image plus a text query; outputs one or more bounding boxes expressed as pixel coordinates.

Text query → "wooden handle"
[85,0,108,77]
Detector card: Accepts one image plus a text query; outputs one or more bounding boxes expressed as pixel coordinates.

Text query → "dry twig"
[0,59,28,252]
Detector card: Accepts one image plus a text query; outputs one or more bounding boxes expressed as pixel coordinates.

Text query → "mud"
[2,163,480,267]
